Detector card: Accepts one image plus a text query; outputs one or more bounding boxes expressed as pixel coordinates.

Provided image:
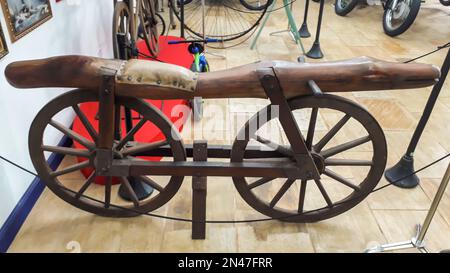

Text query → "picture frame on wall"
[0,23,8,59]
[0,0,53,43]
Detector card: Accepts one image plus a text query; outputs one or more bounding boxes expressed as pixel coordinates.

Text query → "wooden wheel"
[139,0,159,57]
[113,1,135,59]
[231,94,387,222]
[169,0,269,45]
[29,89,186,217]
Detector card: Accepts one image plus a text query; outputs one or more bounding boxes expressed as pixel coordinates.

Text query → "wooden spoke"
[229,94,388,222]
[29,90,187,217]
[324,158,373,166]
[73,105,98,143]
[50,161,91,177]
[119,177,140,207]
[139,176,164,192]
[314,114,351,152]
[122,140,168,157]
[269,179,296,208]
[104,176,112,208]
[75,171,96,199]
[255,135,293,157]
[248,177,275,189]
[116,118,148,151]
[314,179,333,207]
[321,135,371,158]
[323,169,361,191]
[298,180,307,213]
[49,119,95,150]
[42,145,90,157]
[306,107,318,150]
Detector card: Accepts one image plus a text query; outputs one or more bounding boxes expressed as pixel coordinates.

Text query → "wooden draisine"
[5,55,440,238]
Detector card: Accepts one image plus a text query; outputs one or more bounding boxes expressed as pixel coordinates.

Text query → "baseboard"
[0,136,73,253]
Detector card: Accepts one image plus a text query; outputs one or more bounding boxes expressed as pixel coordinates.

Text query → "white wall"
[0,0,114,227]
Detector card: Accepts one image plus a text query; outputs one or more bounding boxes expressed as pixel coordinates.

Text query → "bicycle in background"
[113,0,163,59]
[168,38,220,121]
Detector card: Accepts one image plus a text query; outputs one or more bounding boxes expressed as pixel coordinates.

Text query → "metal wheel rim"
[337,0,348,9]
[385,0,412,31]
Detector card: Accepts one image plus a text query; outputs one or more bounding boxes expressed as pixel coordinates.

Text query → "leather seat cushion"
[116,59,198,92]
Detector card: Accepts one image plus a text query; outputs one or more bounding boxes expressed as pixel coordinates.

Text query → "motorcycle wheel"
[440,0,450,6]
[335,0,359,16]
[383,0,421,37]
[239,0,273,11]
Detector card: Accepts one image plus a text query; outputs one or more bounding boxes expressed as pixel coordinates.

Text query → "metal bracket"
[95,149,114,176]
[257,68,320,180]
[308,80,323,97]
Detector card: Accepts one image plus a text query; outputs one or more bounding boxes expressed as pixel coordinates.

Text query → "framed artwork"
[0,23,8,59]
[1,0,53,42]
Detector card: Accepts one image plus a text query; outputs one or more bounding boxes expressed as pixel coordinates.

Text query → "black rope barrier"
[1,152,449,224]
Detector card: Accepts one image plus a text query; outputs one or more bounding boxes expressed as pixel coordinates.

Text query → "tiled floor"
[8,1,450,252]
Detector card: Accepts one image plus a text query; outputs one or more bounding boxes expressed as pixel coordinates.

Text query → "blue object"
[205,38,220,43]
[199,55,208,71]
[191,45,201,54]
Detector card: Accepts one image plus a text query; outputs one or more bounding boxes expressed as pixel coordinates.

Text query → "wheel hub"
[392,1,409,20]
[311,152,325,174]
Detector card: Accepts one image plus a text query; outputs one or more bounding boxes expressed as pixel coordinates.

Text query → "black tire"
[335,0,359,16]
[383,0,421,37]
[177,0,193,5]
[239,0,273,11]
[440,0,450,6]
[155,12,166,36]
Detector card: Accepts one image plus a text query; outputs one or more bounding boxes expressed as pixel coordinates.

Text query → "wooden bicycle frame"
[95,70,321,181]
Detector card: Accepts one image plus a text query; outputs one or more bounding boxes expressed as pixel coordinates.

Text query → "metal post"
[299,0,311,38]
[250,0,275,50]
[306,0,324,59]
[416,160,450,244]
[365,159,450,253]
[180,0,185,38]
[385,47,450,188]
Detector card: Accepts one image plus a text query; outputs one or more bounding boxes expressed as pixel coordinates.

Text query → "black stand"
[118,140,154,200]
[299,0,311,38]
[385,47,450,188]
[119,177,154,201]
[180,0,185,38]
[306,0,325,59]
